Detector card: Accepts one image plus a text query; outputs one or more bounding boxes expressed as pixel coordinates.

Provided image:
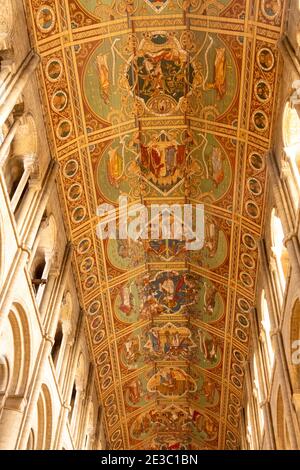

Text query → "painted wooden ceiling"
[25,0,284,450]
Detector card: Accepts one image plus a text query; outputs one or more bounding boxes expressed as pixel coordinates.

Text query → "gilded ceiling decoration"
[25,0,285,450]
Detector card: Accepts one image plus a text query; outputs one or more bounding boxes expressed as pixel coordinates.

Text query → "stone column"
[267,150,300,276]
[293,394,300,422]
[0,52,40,127]
[0,114,24,167]
[17,243,73,449]
[54,313,84,449]
[58,334,73,394]
[39,262,59,322]
[278,35,300,78]
[0,396,27,449]
[79,365,95,449]
[71,385,85,443]
[244,362,260,449]
[53,320,72,383]
[250,308,276,449]
[0,160,58,335]
[259,239,300,449]
[10,154,35,213]
[281,160,299,213]
[0,51,15,95]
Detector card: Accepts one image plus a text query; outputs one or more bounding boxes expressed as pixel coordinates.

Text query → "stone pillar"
[259,239,300,449]
[250,308,276,449]
[281,160,299,213]
[278,35,300,78]
[267,150,300,276]
[17,243,73,449]
[0,53,15,95]
[54,320,72,383]
[0,160,58,335]
[10,155,34,212]
[0,52,40,127]
[0,396,27,449]
[39,262,59,322]
[244,362,260,449]
[54,312,84,449]
[0,114,24,167]
[58,335,73,394]
[293,393,300,422]
[79,365,95,449]
[71,385,85,443]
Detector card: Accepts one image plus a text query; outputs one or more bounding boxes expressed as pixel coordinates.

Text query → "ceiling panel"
[25,0,285,450]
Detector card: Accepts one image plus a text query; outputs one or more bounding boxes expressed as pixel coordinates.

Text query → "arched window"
[29,214,57,307]
[253,353,264,438]
[26,429,35,450]
[0,303,31,449]
[261,291,274,377]
[246,403,254,450]
[1,114,39,222]
[35,385,53,450]
[282,100,300,203]
[276,387,285,449]
[51,320,63,366]
[270,209,290,303]
[0,1,13,50]
[51,292,72,376]
[69,353,86,443]
[290,299,300,395]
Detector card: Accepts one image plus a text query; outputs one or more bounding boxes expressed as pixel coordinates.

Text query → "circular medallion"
[107,404,117,418]
[67,183,82,202]
[100,364,111,377]
[102,376,113,390]
[233,363,244,376]
[245,200,260,219]
[105,395,116,408]
[64,159,78,178]
[255,80,271,103]
[77,237,92,255]
[91,316,103,330]
[228,414,238,427]
[235,327,248,343]
[247,177,262,196]
[56,119,72,140]
[84,275,97,290]
[46,59,63,82]
[261,0,281,19]
[97,351,108,365]
[238,298,250,312]
[252,110,269,132]
[249,152,264,171]
[36,6,55,33]
[88,300,100,316]
[108,415,119,427]
[237,313,250,329]
[231,374,242,389]
[71,206,86,224]
[241,253,256,270]
[80,257,94,273]
[229,394,241,408]
[242,233,257,251]
[257,47,275,72]
[51,90,68,112]
[240,271,254,288]
[93,329,105,344]
[227,430,237,443]
[233,349,246,363]
[111,430,121,443]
